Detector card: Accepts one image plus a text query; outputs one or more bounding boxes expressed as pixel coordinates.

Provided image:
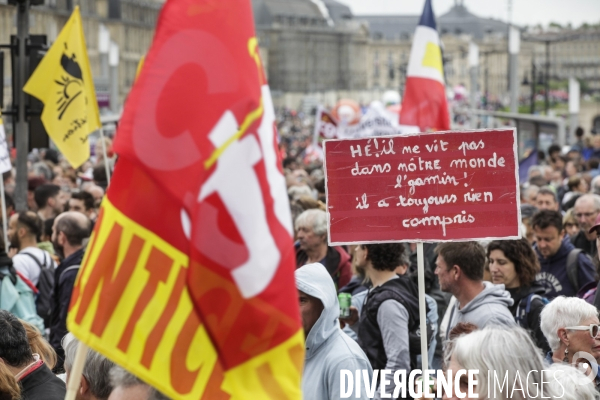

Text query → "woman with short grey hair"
[446,327,561,399]
[540,296,600,363]
[540,296,600,391]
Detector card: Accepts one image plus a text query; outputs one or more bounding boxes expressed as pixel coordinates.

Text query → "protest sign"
[324,128,520,244]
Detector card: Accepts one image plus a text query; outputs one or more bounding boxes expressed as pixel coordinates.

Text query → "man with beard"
[49,211,91,372]
[8,211,57,286]
[435,241,516,338]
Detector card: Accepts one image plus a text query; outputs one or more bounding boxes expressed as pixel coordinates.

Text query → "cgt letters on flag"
[67,0,304,399]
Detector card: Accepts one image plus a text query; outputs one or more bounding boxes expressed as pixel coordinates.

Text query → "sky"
[335,0,600,28]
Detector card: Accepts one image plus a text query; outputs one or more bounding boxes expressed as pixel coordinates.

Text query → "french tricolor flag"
[400,0,450,131]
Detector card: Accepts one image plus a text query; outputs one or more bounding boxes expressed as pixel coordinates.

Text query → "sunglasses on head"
[566,324,600,338]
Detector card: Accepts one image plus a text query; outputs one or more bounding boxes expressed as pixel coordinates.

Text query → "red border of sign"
[323,128,522,245]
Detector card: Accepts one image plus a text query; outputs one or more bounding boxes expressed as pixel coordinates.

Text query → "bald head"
[85,185,104,201]
[53,211,91,248]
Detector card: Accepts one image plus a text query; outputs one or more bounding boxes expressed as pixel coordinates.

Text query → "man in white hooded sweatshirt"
[296,263,373,400]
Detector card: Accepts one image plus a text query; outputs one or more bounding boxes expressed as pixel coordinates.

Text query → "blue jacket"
[0,261,44,333]
[535,237,596,299]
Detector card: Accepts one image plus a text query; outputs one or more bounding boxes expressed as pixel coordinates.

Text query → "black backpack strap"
[566,248,582,292]
[526,294,542,313]
[59,265,80,283]
[516,294,544,329]
[515,295,529,328]
[20,251,48,269]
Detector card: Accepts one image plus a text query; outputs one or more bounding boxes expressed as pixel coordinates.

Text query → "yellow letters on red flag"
[67,0,304,398]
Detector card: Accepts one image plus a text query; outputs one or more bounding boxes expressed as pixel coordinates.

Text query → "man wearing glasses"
[572,194,600,258]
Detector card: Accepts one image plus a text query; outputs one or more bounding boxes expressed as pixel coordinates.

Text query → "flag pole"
[99,128,111,185]
[64,343,89,400]
[0,177,8,248]
[417,242,429,374]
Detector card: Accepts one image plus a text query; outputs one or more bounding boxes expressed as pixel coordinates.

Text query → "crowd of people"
[282,117,600,399]
[2,113,600,400]
[0,141,169,399]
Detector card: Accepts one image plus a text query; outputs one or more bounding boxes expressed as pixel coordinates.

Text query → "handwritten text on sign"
[324,129,520,244]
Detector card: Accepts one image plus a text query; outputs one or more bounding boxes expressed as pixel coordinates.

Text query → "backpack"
[566,248,593,293]
[515,293,550,329]
[361,280,434,370]
[21,251,55,327]
[0,265,45,332]
[408,316,435,361]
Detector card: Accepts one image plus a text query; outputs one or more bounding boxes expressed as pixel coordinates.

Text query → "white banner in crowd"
[313,103,419,148]
[0,117,11,174]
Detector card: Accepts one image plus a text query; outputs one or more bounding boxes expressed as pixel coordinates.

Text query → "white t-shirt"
[12,247,57,286]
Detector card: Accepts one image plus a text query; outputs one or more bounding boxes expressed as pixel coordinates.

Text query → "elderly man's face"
[574,198,599,232]
[296,224,325,252]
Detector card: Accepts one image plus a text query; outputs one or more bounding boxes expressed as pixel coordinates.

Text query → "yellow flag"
[23,6,100,169]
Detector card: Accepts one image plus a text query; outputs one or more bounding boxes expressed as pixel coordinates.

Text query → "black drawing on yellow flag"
[55,43,84,120]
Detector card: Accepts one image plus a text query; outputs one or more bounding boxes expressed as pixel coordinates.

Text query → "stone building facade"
[253,0,370,94]
[2,0,598,127]
[0,0,159,110]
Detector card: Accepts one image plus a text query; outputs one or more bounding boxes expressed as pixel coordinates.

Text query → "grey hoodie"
[446,281,515,339]
[296,263,373,400]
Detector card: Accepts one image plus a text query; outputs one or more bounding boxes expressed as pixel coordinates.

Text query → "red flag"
[68,0,304,398]
[399,0,450,131]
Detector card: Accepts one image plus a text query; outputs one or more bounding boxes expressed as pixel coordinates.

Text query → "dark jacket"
[49,248,85,372]
[534,237,596,299]
[507,283,551,354]
[358,275,420,371]
[295,244,352,290]
[571,229,598,258]
[20,363,66,400]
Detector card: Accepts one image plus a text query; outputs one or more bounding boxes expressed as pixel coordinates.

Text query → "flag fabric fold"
[519,149,538,184]
[399,0,450,131]
[23,6,100,168]
[67,1,304,399]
